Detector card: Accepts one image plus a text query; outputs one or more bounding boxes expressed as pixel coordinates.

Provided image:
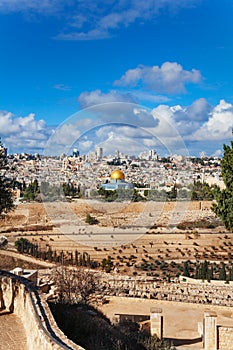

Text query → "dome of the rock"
[100,169,133,191]
[110,169,125,180]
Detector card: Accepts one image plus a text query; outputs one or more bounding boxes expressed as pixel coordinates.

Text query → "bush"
[85,213,99,225]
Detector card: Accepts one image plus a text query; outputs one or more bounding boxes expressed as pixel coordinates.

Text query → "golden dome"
[110,169,125,180]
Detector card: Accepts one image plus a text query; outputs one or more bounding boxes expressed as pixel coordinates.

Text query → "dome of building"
[110,169,125,180]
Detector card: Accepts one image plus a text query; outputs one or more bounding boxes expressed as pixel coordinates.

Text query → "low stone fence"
[0,270,84,350]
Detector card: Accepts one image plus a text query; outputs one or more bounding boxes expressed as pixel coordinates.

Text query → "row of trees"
[22,179,81,201]
[98,187,145,202]
[144,181,215,201]
[14,238,98,268]
[183,260,233,282]
[15,178,217,202]
[98,183,215,202]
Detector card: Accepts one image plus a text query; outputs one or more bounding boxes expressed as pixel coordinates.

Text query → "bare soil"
[99,296,233,349]
[0,201,228,275]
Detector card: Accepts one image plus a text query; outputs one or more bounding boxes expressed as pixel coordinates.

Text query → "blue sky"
[0,0,233,156]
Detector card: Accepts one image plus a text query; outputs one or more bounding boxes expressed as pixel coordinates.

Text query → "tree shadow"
[165,337,202,347]
[0,310,11,316]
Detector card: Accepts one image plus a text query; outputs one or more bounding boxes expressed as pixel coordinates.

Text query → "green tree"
[85,213,99,225]
[229,265,233,281]
[23,179,40,201]
[212,138,233,231]
[0,139,15,216]
[101,256,114,273]
[15,237,34,254]
[183,261,190,277]
[62,182,79,197]
[167,185,177,201]
[194,263,200,279]
[191,181,214,201]
[219,262,227,281]
[207,266,214,282]
[200,260,209,280]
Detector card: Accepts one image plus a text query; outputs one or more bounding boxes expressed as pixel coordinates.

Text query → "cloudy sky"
[0,0,233,156]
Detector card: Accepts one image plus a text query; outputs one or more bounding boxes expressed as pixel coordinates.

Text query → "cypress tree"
[219,262,227,281]
[183,261,190,277]
[212,135,233,231]
[0,139,15,216]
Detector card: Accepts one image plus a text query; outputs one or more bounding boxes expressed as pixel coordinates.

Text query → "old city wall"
[0,270,84,350]
[162,200,212,211]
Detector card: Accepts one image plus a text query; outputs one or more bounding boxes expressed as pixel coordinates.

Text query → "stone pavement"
[0,312,28,350]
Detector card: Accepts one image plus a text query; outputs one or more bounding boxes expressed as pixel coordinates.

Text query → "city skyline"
[0,0,233,156]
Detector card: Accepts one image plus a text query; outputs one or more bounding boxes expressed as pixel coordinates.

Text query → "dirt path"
[0,249,55,268]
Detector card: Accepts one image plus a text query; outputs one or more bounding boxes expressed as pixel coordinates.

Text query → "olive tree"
[53,267,99,304]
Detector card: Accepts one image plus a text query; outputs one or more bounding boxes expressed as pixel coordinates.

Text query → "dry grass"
[0,201,228,275]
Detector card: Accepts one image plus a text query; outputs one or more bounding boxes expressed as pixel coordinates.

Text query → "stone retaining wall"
[99,277,233,307]
[218,326,233,350]
[0,270,84,350]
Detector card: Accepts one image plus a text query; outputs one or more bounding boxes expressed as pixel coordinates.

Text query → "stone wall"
[0,270,84,350]
[204,312,217,350]
[203,313,233,350]
[218,326,233,350]
[99,276,233,307]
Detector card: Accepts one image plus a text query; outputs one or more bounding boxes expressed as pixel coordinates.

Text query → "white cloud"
[2,98,232,156]
[184,98,211,122]
[56,29,110,41]
[192,99,233,141]
[77,102,158,128]
[44,120,93,156]
[77,88,170,109]
[0,110,51,152]
[78,139,93,152]
[212,149,222,157]
[151,98,212,138]
[0,0,63,15]
[52,84,71,91]
[114,62,202,94]
[45,104,160,156]
[0,0,199,41]
[130,91,170,103]
[78,89,136,108]
[95,124,152,141]
[97,130,152,155]
[65,0,200,41]
[43,99,233,157]
[147,99,233,155]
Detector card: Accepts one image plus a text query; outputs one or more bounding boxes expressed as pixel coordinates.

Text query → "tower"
[95,147,103,160]
[72,148,79,157]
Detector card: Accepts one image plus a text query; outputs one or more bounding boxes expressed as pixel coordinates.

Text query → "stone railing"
[0,270,84,350]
